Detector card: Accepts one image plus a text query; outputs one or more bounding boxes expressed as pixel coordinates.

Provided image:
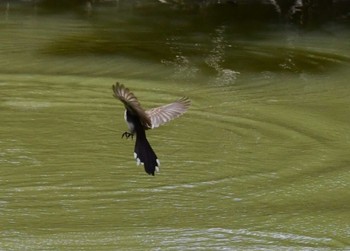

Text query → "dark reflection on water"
[39,5,350,76]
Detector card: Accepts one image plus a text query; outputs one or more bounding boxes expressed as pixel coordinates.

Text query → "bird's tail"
[134,135,160,176]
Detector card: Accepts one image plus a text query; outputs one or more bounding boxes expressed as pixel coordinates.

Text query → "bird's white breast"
[124,110,134,132]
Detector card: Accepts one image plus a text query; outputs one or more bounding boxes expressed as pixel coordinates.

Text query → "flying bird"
[112,82,190,175]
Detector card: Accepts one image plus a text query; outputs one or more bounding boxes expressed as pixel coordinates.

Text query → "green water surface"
[1,4,350,251]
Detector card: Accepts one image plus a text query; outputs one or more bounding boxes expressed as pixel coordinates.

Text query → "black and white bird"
[112,82,190,175]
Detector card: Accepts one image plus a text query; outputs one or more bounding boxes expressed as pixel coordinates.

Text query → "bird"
[112,82,191,176]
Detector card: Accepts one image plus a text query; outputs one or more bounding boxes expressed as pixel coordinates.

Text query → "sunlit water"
[1,4,350,251]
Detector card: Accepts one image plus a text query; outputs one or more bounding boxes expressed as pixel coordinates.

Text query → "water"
[1,4,350,250]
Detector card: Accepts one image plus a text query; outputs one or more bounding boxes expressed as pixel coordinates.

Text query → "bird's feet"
[122,131,134,139]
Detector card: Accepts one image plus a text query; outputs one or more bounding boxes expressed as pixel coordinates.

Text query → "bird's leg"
[122,131,134,139]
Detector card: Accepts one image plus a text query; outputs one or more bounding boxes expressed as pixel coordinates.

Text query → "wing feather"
[146,97,191,129]
[112,82,151,128]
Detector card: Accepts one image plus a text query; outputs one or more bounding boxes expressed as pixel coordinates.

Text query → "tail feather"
[134,136,160,176]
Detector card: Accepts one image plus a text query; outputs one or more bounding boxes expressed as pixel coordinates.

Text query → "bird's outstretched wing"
[112,82,152,128]
[146,97,191,129]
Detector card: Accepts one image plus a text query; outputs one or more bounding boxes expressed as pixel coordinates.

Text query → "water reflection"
[38,8,350,77]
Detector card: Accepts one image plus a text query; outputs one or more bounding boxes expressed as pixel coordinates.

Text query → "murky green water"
[1,4,350,250]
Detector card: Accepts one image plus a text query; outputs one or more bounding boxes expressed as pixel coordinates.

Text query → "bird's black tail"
[134,134,159,176]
